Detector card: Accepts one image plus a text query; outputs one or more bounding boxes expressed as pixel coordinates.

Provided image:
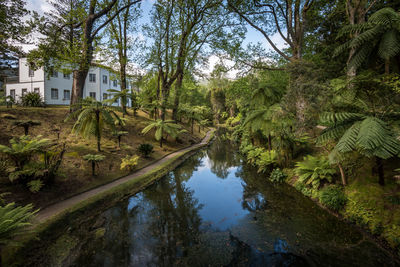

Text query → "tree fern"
[65,97,122,151]
[295,156,336,189]
[335,7,400,73]
[141,119,185,147]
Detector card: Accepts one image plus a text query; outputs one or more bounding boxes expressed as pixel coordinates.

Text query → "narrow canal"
[19,133,399,266]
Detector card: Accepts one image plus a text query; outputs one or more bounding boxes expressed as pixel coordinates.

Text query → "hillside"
[0,106,208,208]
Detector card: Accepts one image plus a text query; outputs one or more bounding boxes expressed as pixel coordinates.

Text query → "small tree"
[112,131,128,148]
[65,97,122,152]
[318,113,400,186]
[130,90,140,116]
[0,135,52,170]
[13,120,41,135]
[83,154,105,176]
[141,119,185,147]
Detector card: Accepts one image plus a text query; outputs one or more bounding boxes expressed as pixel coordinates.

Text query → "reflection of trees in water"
[71,197,137,266]
[143,169,203,266]
[207,136,241,179]
[173,151,204,182]
[70,155,204,266]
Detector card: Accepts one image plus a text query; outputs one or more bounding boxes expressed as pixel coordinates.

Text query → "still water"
[19,134,399,266]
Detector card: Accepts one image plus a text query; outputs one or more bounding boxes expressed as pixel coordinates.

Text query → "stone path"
[35,130,214,223]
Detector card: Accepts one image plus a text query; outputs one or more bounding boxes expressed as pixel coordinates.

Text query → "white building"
[5,58,138,106]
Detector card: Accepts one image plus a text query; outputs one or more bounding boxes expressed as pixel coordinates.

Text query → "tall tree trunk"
[71,69,89,109]
[376,157,385,186]
[385,58,390,74]
[338,163,347,186]
[160,129,163,148]
[120,62,128,115]
[70,16,94,109]
[96,111,101,152]
[160,84,170,122]
[267,134,272,151]
[345,0,372,78]
[92,161,95,176]
[172,72,183,121]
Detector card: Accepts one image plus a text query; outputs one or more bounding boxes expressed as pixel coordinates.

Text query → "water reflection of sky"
[184,156,250,231]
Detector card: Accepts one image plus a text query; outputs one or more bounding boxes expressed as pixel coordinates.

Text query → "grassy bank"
[0,106,208,209]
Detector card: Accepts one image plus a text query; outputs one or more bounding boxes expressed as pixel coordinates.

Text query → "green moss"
[94,227,106,239]
[344,181,386,234]
[319,185,347,211]
[47,234,78,267]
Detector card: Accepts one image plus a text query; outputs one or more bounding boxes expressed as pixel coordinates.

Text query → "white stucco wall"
[5,58,129,107]
[44,69,73,105]
[6,81,45,102]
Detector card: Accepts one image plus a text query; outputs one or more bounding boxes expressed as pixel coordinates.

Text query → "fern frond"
[378,29,400,59]
[336,122,361,153]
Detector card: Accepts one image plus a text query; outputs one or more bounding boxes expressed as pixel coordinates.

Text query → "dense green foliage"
[319,186,347,211]
[19,92,44,107]
[269,168,287,183]
[138,143,153,158]
[295,156,337,189]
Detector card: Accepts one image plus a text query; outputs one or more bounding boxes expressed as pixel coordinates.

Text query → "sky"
[22,0,287,77]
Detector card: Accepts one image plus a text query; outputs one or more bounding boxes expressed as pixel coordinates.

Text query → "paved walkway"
[35,130,214,223]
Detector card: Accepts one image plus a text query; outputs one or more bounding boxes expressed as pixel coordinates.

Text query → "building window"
[89,92,96,99]
[63,90,70,100]
[10,89,15,100]
[103,93,108,100]
[103,75,108,84]
[22,88,27,97]
[63,73,70,79]
[113,80,117,87]
[28,67,34,77]
[50,68,58,78]
[51,88,58,99]
[34,88,40,94]
[89,73,96,83]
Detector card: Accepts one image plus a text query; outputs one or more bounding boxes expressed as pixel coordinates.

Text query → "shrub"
[319,185,347,211]
[269,168,287,183]
[138,143,154,158]
[27,179,44,193]
[294,181,320,199]
[120,155,140,172]
[20,92,44,107]
[295,155,336,189]
[246,147,264,165]
[256,150,277,173]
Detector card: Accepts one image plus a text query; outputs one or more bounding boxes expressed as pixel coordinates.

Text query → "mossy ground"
[0,106,208,209]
